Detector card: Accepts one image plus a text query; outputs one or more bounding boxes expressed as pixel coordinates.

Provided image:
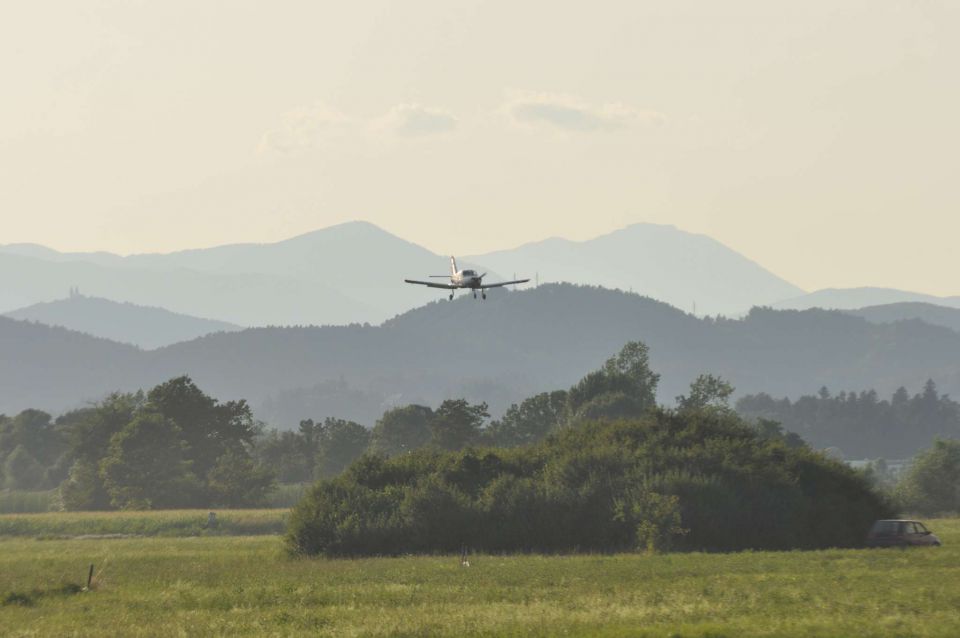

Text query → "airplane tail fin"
[450,256,458,275]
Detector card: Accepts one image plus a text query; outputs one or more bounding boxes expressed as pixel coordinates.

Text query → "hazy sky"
[2,1,957,294]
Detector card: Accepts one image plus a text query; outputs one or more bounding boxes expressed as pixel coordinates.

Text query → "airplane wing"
[405,279,458,289]
[479,279,530,289]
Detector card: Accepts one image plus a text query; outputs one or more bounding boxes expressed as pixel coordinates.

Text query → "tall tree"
[98,412,199,509]
[58,394,143,509]
[2,445,45,490]
[486,391,568,447]
[370,405,434,456]
[0,410,63,468]
[60,459,112,511]
[676,374,735,412]
[254,428,313,483]
[147,376,258,479]
[315,418,371,478]
[430,400,489,451]
[298,418,321,474]
[567,342,660,421]
[207,449,276,507]
[64,394,143,465]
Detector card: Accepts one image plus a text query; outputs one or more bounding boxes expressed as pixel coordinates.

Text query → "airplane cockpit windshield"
[463,270,475,276]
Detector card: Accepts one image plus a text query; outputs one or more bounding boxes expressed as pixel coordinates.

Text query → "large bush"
[287,409,891,556]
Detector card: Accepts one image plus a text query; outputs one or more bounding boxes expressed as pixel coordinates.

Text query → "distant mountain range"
[845,302,960,334]
[0,227,397,326]
[0,221,808,324]
[4,294,240,349]
[467,224,804,316]
[772,287,960,312]
[0,222,484,326]
[6,220,960,325]
[3,284,960,433]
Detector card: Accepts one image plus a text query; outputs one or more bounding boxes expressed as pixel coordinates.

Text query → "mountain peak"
[468,222,803,316]
[281,220,394,244]
[619,222,680,233]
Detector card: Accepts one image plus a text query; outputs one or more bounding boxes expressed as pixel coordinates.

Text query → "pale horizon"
[2,1,958,295]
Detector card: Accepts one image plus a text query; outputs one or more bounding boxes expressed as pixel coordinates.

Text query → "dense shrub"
[287,409,892,556]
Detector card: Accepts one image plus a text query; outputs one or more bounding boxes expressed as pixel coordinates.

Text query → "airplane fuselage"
[450,269,484,289]
[403,256,530,300]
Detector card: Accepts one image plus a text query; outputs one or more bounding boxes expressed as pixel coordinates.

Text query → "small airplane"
[405,257,530,300]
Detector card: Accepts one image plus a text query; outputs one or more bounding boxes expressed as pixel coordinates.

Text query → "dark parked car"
[867,520,941,547]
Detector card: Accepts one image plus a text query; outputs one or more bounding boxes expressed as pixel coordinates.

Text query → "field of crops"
[0,509,288,538]
[1,514,958,637]
[0,485,308,515]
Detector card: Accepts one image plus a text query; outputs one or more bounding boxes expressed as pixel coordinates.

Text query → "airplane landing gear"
[449,293,454,301]
[473,291,477,299]
[482,292,486,300]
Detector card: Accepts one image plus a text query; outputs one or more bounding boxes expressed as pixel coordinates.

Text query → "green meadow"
[1,514,957,637]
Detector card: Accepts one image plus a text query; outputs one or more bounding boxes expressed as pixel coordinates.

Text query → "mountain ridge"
[3,284,960,433]
[6,221,960,326]
[466,223,805,316]
[845,302,960,334]
[773,287,960,312]
[4,295,241,349]
[1,221,805,322]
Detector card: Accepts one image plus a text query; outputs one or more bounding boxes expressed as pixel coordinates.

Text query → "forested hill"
[2,284,960,427]
[5,294,240,349]
[0,316,142,412]
[845,302,960,333]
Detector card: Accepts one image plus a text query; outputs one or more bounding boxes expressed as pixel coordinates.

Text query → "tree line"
[4,339,956,523]
[237,343,663,487]
[736,381,960,459]
[1,378,273,509]
[286,344,889,556]
[1,342,791,511]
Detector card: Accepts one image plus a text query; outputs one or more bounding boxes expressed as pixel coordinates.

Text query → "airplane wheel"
[482,293,486,300]
[449,293,454,301]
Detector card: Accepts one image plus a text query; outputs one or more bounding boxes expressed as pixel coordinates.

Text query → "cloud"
[258,103,352,154]
[504,92,665,132]
[372,103,458,137]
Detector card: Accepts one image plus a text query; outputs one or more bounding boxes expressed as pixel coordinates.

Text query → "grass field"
[1,516,958,637]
